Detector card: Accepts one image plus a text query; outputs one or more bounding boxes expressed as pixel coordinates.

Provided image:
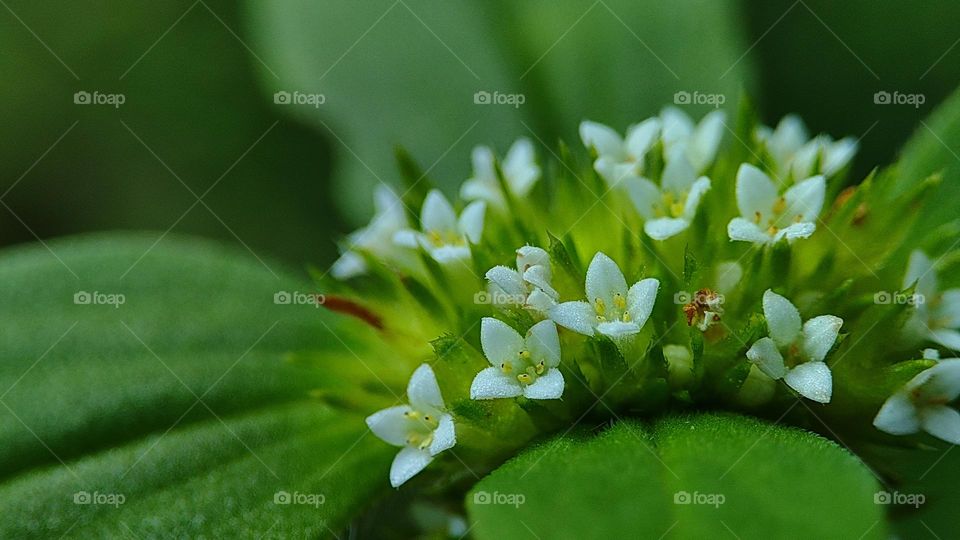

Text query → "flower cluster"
[325,107,958,487]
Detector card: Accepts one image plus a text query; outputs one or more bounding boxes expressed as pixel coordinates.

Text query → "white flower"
[332,185,410,279]
[659,106,726,174]
[471,318,564,400]
[873,359,960,444]
[579,118,660,187]
[485,246,559,315]
[756,115,857,180]
[902,250,960,351]
[549,252,659,340]
[460,138,540,209]
[366,364,456,487]
[746,290,842,403]
[393,189,485,264]
[623,153,711,240]
[727,163,825,244]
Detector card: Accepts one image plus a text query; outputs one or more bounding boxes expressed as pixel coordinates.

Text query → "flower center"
[655,191,688,219]
[427,229,465,247]
[753,196,805,235]
[402,409,439,449]
[594,293,631,322]
[502,349,546,386]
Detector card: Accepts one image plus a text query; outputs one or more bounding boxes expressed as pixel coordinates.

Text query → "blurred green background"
[0,0,957,267]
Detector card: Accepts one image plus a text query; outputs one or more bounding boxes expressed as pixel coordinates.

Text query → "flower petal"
[523,369,565,400]
[682,177,711,220]
[773,222,816,243]
[469,366,523,399]
[626,278,659,329]
[921,405,960,444]
[904,250,937,298]
[763,290,802,347]
[644,218,689,240]
[823,137,857,176]
[917,359,960,403]
[801,315,843,362]
[392,229,421,249]
[390,446,433,488]
[746,337,787,380]
[504,138,540,196]
[735,163,779,220]
[429,245,471,263]
[715,261,743,292]
[931,329,960,352]
[331,252,367,280]
[661,150,697,194]
[873,391,921,435]
[517,245,551,273]
[580,120,624,157]
[421,190,458,233]
[784,361,833,403]
[485,266,525,297]
[727,217,770,244]
[596,320,641,339]
[460,178,503,208]
[480,317,524,367]
[767,115,808,164]
[623,176,661,220]
[585,252,628,307]
[625,118,660,160]
[548,301,596,336]
[428,413,457,455]
[526,289,558,313]
[660,106,694,147]
[366,405,414,447]
[523,265,559,299]
[783,175,826,222]
[526,320,561,368]
[458,201,486,244]
[470,145,496,181]
[688,110,725,172]
[407,364,445,412]
[937,289,960,328]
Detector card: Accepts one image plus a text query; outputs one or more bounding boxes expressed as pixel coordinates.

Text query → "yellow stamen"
[772,197,787,215]
[594,298,606,315]
[622,311,632,322]
[517,373,533,385]
[519,350,532,361]
[501,362,512,374]
[613,293,626,310]
[535,360,545,375]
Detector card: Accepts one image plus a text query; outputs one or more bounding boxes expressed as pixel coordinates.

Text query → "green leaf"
[0,234,395,537]
[467,413,885,539]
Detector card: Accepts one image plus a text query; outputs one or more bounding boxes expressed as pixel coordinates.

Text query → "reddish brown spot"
[322,295,383,330]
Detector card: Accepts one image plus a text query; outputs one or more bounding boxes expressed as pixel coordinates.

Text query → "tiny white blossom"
[579,118,660,187]
[471,318,564,400]
[549,252,659,341]
[902,250,960,351]
[727,163,825,245]
[393,189,485,264]
[332,185,410,279]
[485,246,559,315]
[756,115,857,180]
[366,364,456,487]
[746,290,842,403]
[623,153,711,240]
[659,106,726,174]
[461,138,540,209]
[873,359,960,444]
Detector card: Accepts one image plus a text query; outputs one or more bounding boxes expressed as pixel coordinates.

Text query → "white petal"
[644,218,689,240]
[504,138,537,183]
[784,361,833,403]
[421,190,458,233]
[523,369,565,400]
[921,405,960,444]
[523,265,558,299]
[918,358,960,403]
[460,178,503,207]
[392,229,420,249]
[485,266,525,297]
[580,121,625,157]
[904,250,937,298]
[548,301,596,336]
[682,177,711,220]
[458,201,486,244]
[331,252,367,280]
[790,140,820,180]
[596,320,641,339]
[526,289,557,313]
[727,218,771,244]
[390,446,433,488]
[746,337,787,379]
[373,185,408,227]
[625,118,660,160]
[480,317,524,367]
[823,137,857,176]
[769,115,808,162]
[470,145,496,180]
[688,110,725,172]
[715,261,743,292]
[923,348,942,360]
[931,329,960,352]
[428,413,456,455]
[735,163,779,220]
[526,320,561,368]
[763,290,802,347]
[585,252,628,307]
[429,245,471,263]
[626,278,659,329]
[517,246,551,273]
[801,315,843,362]
[773,222,816,242]
[470,366,523,399]
[937,289,960,328]
[661,150,697,194]
[366,405,414,447]
[623,176,661,220]
[783,175,826,222]
[873,391,921,435]
[407,364,445,412]
[660,106,694,147]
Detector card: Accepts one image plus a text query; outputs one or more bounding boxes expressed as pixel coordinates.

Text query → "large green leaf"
[0,234,394,538]
[467,413,885,539]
